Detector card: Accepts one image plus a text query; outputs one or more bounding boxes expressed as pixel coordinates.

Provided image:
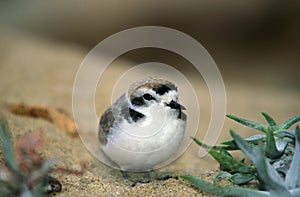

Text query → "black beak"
[166,100,185,110]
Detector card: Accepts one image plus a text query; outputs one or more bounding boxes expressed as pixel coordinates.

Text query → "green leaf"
[244,134,266,143]
[230,130,291,196]
[261,112,280,131]
[265,130,283,159]
[213,171,231,184]
[208,149,254,174]
[181,175,269,197]
[275,130,295,140]
[192,137,236,151]
[192,137,214,150]
[220,149,233,158]
[261,112,278,128]
[285,125,300,189]
[221,134,266,150]
[221,139,237,147]
[0,118,22,177]
[229,173,256,185]
[226,114,268,133]
[274,139,288,153]
[0,179,18,195]
[280,115,300,129]
[290,188,300,196]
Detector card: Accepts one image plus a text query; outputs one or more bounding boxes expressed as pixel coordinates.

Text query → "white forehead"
[132,87,178,102]
[128,77,178,98]
[132,87,155,97]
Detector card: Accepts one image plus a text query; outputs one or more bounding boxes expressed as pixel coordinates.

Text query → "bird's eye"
[143,93,155,101]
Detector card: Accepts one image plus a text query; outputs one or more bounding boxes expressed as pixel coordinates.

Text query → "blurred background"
[0,0,299,170]
[0,0,299,89]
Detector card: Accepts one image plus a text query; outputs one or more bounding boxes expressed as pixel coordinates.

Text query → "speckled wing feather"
[98,94,132,145]
[98,107,115,145]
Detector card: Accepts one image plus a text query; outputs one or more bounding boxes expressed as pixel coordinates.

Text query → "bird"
[98,77,186,172]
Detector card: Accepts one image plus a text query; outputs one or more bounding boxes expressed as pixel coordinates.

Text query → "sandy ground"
[0,30,299,196]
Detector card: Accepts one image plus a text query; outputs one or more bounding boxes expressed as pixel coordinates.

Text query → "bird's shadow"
[120,170,178,187]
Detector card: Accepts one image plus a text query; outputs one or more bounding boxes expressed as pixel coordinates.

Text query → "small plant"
[0,118,61,196]
[181,113,300,196]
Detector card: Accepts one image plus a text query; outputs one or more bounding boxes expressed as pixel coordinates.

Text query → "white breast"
[101,104,186,171]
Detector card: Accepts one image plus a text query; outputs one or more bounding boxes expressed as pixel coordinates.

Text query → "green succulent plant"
[181,113,300,196]
[0,118,60,197]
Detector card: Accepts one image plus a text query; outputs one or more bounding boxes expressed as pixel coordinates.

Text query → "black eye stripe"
[153,85,173,95]
[131,96,144,106]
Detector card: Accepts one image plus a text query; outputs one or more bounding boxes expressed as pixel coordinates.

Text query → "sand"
[0,30,299,196]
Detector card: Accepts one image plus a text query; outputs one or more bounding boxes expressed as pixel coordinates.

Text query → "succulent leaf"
[275,129,295,140]
[261,112,278,127]
[220,139,237,147]
[213,171,231,184]
[0,118,22,177]
[274,138,288,153]
[265,130,283,159]
[243,134,266,144]
[0,117,59,196]
[285,126,300,189]
[220,149,233,158]
[290,188,300,196]
[221,134,266,151]
[192,137,214,150]
[209,149,254,174]
[192,137,236,151]
[0,179,18,195]
[229,173,256,185]
[280,115,300,129]
[226,114,268,133]
[230,130,291,196]
[188,114,300,196]
[181,175,269,197]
